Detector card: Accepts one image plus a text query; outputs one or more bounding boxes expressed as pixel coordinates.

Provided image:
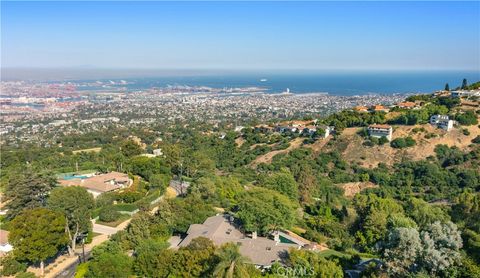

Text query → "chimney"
[273,231,280,245]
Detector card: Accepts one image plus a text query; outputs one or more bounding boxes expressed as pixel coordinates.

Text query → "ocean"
[5,68,479,96]
[72,71,479,96]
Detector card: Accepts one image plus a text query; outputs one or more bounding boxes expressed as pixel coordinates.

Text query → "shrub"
[15,272,36,278]
[363,140,375,147]
[117,191,143,203]
[472,136,480,144]
[462,129,471,136]
[391,137,416,149]
[0,255,27,276]
[424,133,438,139]
[99,206,121,222]
[456,111,478,126]
[378,136,389,145]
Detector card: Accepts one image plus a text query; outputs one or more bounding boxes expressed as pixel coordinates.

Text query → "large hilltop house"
[58,172,132,198]
[451,90,480,98]
[172,214,321,269]
[367,124,393,141]
[430,115,454,131]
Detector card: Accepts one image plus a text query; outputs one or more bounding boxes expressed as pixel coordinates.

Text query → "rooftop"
[368,124,392,129]
[58,171,130,193]
[176,215,298,266]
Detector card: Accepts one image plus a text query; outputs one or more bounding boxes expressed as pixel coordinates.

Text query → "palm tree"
[213,243,251,278]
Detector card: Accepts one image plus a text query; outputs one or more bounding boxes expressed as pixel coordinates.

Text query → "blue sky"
[2,1,479,70]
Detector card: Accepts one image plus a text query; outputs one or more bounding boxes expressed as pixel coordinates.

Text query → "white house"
[367,124,393,141]
[451,90,480,98]
[430,115,454,131]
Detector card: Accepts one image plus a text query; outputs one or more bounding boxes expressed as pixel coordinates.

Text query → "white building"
[430,115,454,131]
[322,125,335,138]
[451,90,480,98]
[367,124,393,141]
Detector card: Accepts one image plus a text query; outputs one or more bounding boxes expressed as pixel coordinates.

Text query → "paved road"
[92,222,120,235]
[55,252,91,278]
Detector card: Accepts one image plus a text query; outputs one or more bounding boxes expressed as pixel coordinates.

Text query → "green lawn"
[95,214,130,227]
[318,249,352,259]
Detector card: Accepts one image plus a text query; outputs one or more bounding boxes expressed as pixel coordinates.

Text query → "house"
[276,126,297,133]
[451,90,480,98]
[175,215,310,268]
[371,105,389,113]
[0,230,13,256]
[301,126,317,135]
[354,106,369,113]
[430,115,454,131]
[397,101,416,109]
[254,125,272,133]
[58,172,132,198]
[367,124,393,141]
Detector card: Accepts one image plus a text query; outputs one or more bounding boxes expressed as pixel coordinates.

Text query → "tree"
[213,243,252,278]
[47,186,95,256]
[382,222,463,276]
[126,212,152,247]
[383,227,422,275]
[235,188,296,235]
[461,78,468,90]
[86,252,132,278]
[420,221,463,275]
[405,198,449,228]
[456,111,479,126]
[121,140,143,157]
[173,237,218,277]
[149,173,170,191]
[445,83,450,91]
[263,169,298,200]
[0,254,27,276]
[4,168,57,220]
[287,249,344,277]
[98,206,121,222]
[133,239,169,277]
[9,208,68,276]
[86,241,132,278]
[297,164,317,205]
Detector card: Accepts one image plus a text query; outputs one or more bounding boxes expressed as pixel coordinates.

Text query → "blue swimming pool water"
[61,175,89,180]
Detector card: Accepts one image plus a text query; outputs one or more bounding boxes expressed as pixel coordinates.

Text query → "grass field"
[95,214,130,227]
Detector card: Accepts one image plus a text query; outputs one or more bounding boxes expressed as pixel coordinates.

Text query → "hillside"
[326,123,480,168]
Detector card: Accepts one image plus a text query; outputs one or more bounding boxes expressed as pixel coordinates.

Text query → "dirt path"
[250,137,304,166]
[338,182,378,198]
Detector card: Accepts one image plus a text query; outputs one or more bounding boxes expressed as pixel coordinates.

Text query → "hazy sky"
[2,1,479,70]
